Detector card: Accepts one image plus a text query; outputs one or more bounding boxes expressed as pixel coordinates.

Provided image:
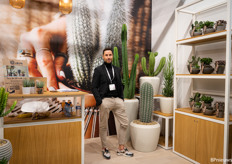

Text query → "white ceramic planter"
[114,99,139,143]
[140,76,160,96]
[22,87,31,94]
[0,117,3,139]
[160,97,174,114]
[0,139,13,162]
[30,87,36,94]
[130,121,160,152]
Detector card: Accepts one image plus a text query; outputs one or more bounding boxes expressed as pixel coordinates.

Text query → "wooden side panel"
[4,122,82,164]
[174,113,196,160]
[196,119,224,164]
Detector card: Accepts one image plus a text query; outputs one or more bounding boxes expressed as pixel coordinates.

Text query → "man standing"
[92,48,134,160]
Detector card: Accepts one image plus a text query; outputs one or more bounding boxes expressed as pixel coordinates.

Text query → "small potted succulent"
[200,95,214,108]
[200,58,214,74]
[215,60,226,74]
[188,56,201,74]
[215,20,227,32]
[203,21,215,34]
[22,79,31,94]
[190,21,204,37]
[192,102,202,113]
[189,92,201,109]
[36,81,44,94]
[202,106,215,115]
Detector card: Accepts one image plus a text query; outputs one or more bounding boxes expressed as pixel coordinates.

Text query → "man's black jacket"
[92,63,124,106]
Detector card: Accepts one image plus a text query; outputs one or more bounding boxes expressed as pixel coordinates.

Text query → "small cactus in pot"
[200,95,214,108]
[188,56,200,74]
[192,102,202,113]
[203,21,215,34]
[36,81,44,94]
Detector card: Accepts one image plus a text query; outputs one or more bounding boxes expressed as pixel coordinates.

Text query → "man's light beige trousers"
[99,97,129,148]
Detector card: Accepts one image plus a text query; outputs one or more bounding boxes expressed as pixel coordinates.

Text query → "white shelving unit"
[174,0,231,163]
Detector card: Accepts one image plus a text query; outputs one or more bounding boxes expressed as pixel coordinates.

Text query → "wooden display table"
[2,91,88,164]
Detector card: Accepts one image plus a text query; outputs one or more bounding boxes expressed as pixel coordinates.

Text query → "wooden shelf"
[176,30,228,45]
[175,108,232,122]
[4,112,81,125]
[153,110,173,117]
[175,74,231,79]
[8,91,88,99]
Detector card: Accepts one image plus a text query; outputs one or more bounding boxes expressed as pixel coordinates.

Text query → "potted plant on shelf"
[189,92,201,109]
[160,53,174,114]
[113,24,140,143]
[215,60,226,74]
[0,87,16,163]
[130,82,160,152]
[141,51,166,96]
[190,21,204,37]
[214,101,224,118]
[188,56,201,74]
[200,95,214,108]
[22,79,31,94]
[36,81,44,94]
[192,101,202,113]
[200,57,214,74]
[30,80,36,94]
[203,21,215,34]
[215,20,227,32]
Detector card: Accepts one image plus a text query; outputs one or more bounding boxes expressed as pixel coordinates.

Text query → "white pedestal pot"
[160,97,174,114]
[0,138,13,162]
[130,121,160,152]
[140,76,160,96]
[114,99,139,143]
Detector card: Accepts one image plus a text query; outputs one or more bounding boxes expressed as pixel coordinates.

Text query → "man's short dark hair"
[103,48,112,54]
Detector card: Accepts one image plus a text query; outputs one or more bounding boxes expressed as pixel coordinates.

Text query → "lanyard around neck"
[104,65,115,83]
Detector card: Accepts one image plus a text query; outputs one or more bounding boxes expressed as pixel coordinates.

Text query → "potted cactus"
[215,60,226,74]
[200,58,214,74]
[140,51,166,96]
[0,87,16,163]
[22,79,31,94]
[203,21,215,34]
[190,21,204,37]
[114,24,140,143]
[130,82,160,152]
[160,53,174,114]
[215,20,227,32]
[188,56,201,74]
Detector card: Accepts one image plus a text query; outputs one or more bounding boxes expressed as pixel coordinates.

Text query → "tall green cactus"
[139,82,154,123]
[121,24,139,99]
[0,87,17,117]
[141,52,166,76]
[112,47,120,68]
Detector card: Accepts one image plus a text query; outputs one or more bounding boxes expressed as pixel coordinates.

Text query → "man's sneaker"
[117,148,134,157]
[102,148,111,160]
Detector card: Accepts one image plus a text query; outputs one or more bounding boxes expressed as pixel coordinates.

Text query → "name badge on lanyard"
[105,65,116,91]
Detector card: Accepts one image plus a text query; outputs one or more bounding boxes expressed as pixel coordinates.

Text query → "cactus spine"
[121,24,139,99]
[0,87,17,117]
[112,47,120,68]
[139,82,154,123]
[141,52,166,76]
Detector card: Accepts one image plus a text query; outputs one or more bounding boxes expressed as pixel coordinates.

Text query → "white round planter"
[160,97,174,114]
[0,139,13,162]
[140,76,160,96]
[114,99,139,143]
[130,121,160,152]
[22,87,31,94]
